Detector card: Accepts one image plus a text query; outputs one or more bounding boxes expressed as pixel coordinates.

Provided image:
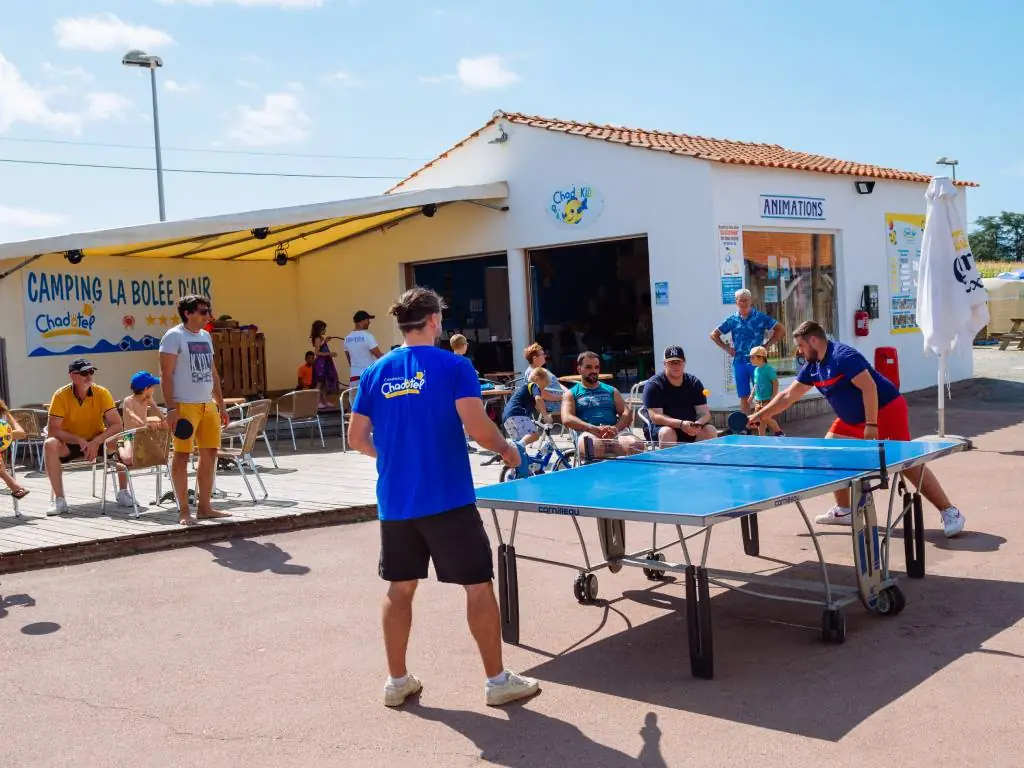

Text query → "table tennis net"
[591,441,888,473]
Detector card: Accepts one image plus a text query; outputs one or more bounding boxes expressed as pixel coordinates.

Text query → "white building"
[0,111,975,413]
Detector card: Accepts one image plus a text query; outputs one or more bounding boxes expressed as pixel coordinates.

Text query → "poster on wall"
[885,212,926,334]
[717,225,744,304]
[548,184,604,228]
[22,268,214,357]
[654,281,669,305]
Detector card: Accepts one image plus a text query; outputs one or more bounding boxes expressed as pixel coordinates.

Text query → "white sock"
[387,674,408,687]
[487,671,509,686]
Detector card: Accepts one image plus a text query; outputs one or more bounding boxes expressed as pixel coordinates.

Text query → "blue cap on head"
[130,370,160,391]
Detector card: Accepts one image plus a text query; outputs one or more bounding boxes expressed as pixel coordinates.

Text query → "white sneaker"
[485,671,541,706]
[939,506,965,538]
[383,674,423,707]
[46,497,69,516]
[815,505,852,526]
[115,489,135,508]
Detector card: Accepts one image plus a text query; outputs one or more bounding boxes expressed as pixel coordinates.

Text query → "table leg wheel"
[821,608,846,643]
[875,585,906,616]
[573,573,599,604]
[642,552,666,581]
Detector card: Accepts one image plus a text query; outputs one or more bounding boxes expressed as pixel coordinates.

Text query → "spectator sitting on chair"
[0,399,29,499]
[44,358,134,516]
[642,346,717,447]
[297,351,315,390]
[118,371,169,468]
[561,351,642,459]
[523,343,566,415]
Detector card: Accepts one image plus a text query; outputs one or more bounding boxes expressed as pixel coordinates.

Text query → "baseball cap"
[68,358,97,374]
[663,345,686,362]
[353,310,375,323]
[130,371,160,391]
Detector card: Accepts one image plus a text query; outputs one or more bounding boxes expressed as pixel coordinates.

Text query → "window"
[743,232,838,376]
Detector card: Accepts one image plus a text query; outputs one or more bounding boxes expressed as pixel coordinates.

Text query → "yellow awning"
[0,182,508,263]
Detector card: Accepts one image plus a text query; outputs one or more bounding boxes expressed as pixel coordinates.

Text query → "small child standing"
[0,399,29,499]
[749,346,783,437]
[449,334,480,453]
[119,371,168,466]
[501,368,551,448]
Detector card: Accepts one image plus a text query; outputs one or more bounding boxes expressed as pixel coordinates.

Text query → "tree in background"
[970,212,1024,262]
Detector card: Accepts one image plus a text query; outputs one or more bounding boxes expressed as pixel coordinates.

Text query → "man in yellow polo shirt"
[159,294,230,526]
[45,358,133,516]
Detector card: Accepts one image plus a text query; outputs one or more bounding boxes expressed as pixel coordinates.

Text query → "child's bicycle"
[497,421,575,483]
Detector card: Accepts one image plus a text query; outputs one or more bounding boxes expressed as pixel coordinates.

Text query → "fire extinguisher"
[854,309,870,337]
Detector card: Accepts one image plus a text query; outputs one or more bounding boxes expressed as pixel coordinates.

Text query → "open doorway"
[528,237,653,388]
[410,253,514,376]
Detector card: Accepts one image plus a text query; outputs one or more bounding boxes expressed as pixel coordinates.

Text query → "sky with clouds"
[1,0,1022,241]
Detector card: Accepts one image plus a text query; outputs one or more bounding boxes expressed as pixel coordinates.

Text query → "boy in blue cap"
[119,371,167,466]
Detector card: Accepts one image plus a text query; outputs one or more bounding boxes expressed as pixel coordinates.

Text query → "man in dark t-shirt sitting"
[642,346,718,447]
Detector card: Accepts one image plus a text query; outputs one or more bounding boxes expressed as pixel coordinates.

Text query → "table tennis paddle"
[174,418,194,440]
[726,410,749,435]
[511,441,531,480]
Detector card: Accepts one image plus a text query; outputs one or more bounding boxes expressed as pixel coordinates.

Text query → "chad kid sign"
[22,268,214,358]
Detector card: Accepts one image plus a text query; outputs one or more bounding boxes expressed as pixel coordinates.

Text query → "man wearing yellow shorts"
[159,294,230,526]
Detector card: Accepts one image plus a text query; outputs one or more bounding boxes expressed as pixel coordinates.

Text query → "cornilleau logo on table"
[538,505,580,516]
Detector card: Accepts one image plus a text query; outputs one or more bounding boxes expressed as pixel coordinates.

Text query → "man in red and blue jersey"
[749,320,965,537]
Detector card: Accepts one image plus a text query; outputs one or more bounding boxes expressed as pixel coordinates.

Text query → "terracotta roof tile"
[388,111,977,192]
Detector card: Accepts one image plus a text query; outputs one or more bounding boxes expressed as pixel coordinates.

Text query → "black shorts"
[379,504,493,585]
[59,443,119,464]
[670,428,698,444]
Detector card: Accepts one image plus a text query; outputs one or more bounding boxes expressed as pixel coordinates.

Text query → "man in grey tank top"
[561,351,643,459]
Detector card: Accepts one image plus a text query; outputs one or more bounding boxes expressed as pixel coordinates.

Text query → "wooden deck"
[0,423,513,574]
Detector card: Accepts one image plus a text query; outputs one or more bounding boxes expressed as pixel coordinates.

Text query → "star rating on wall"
[146,314,176,327]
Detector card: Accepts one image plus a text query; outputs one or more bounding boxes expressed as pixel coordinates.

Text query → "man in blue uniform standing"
[347,286,540,709]
[710,288,786,414]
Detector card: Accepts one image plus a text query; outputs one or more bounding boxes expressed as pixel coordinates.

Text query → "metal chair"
[9,408,47,470]
[4,447,21,518]
[273,390,325,451]
[223,398,277,468]
[101,426,173,518]
[218,414,269,503]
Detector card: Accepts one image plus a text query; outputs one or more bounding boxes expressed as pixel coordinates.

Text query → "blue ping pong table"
[476,435,965,679]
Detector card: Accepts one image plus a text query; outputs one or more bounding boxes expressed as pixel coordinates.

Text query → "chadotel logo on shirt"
[381,371,427,398]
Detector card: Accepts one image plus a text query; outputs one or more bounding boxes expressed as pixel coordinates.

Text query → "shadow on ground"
[520,563,1024,742]
[195,538,311,575]
[405,703,668,768]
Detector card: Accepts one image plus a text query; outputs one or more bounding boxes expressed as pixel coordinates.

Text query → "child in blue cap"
[119,371,167,466]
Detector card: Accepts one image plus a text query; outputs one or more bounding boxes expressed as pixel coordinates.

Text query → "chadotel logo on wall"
[35,303,99,340]
[549,184,604,227]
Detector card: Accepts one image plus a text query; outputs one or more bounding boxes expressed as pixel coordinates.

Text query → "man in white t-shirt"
[159,294,230,526]
[344,310,384,386]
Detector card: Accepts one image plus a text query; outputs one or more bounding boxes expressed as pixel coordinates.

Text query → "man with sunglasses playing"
[45,358,134,516]
[160,294,230,526]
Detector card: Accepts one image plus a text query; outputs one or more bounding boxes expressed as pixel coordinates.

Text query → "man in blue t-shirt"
[749,320,965,538]
[348,287,540,709]
[710,288,785,414]
[561,351,643,459]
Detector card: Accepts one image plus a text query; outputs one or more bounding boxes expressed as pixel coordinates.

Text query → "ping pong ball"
[703,389,711,396]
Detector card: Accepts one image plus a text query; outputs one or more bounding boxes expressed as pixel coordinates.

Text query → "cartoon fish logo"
[562,195,589,225]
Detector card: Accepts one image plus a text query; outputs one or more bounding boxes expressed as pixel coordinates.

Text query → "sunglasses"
[72,370,96,377]
[191,307,212,316]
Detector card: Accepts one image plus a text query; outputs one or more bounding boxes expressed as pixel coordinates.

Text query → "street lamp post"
[935,155,959,181]
[122,49,166,221]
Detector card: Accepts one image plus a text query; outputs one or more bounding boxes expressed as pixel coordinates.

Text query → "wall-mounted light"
[64,249,85,265]
[487,124,509,144]
[274,243,289,266]
[251,227,270,240]
[935,155,959,181]
[421,203,438,218]
[854,180,875,195]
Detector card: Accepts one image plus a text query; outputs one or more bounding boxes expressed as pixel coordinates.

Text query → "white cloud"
[54,14,174,53]
[165,79,200,93]
[161,0,326,7]
[42,62,94,82]
[0,205,67,230]
[323,70,361,86]
[0,52,83,134]
[418,74,456,84]
[85,92,134,121]
[456,55,519,89]
[226,92,311,146]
